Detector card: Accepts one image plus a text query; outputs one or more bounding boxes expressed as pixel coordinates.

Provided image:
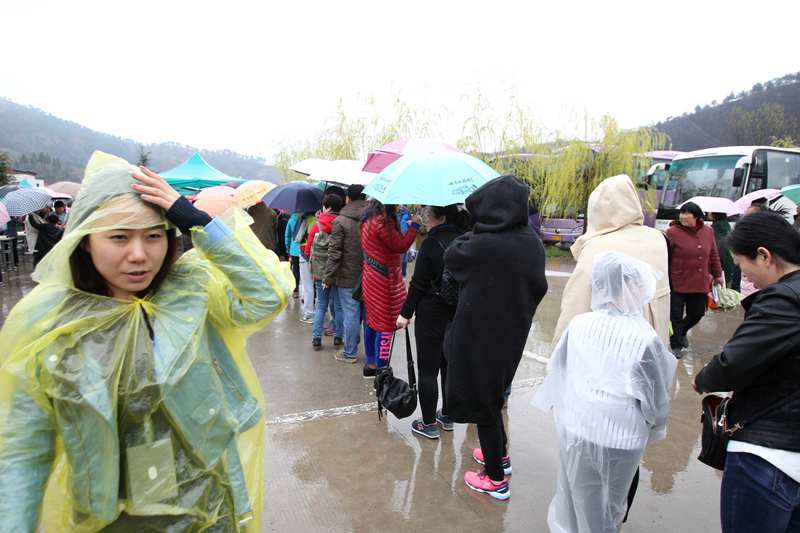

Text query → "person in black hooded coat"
[444,175,548,500]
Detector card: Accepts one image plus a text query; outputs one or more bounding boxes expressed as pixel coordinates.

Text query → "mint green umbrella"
[363,151,499,206]
[780,184,800,204]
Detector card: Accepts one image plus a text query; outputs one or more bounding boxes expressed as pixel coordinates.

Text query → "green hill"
[655,72,800,151]
[0,97,282,183]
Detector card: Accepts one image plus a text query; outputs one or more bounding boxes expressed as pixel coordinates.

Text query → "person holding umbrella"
[266,181,323,320]
[0,151,294,531]
[359,200,420,370]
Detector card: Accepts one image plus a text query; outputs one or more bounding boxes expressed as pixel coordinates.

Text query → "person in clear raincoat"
[533,251,677,533]
[0,151,295,532]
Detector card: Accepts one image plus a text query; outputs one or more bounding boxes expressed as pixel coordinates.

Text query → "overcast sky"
[5,0,799,161]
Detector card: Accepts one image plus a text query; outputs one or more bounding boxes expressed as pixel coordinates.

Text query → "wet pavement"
[0,256,743,532]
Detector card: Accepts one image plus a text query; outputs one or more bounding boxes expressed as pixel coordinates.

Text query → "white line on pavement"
[545,270,572,278]
[267,377,545,426]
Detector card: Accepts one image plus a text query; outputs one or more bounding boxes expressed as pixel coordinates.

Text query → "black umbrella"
[262,181,324,212]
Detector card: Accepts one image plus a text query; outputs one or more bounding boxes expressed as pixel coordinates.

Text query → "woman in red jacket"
[359,201,420,372]
[665,202,723,351]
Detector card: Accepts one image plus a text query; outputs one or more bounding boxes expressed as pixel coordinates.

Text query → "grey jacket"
[323,200,366,288]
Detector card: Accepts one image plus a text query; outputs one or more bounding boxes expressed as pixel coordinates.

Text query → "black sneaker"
[436,410,454,431]
[679,335,689,349]
[312,338,322,351]
[669,335,682,351]
[411,419,440,440]
[362,366,377,379]
[334,337,344,347]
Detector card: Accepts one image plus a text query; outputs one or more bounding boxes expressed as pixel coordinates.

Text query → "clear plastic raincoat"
[533,251,676,533]
[0,152,295,532]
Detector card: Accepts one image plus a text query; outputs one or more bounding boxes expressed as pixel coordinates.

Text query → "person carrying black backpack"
[396,204,471,440]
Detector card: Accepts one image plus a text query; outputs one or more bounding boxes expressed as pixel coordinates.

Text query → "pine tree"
[0,152,11,186]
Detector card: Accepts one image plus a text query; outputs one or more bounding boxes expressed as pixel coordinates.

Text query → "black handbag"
[374,329,418,420]
[698,389,800,470]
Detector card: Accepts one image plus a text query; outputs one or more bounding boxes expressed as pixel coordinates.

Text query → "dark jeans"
[416,329,448,425]
[670,292,707,339]
[477,416,508,482]
[722,452,800,532]
[290,256,300,290]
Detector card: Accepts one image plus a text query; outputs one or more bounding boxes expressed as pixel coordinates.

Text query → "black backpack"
[429,237,459,308]
[374,329,417,420]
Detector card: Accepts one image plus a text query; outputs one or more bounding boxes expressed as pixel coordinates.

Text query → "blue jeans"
[313,281,343,340]
[721,452,800,532]
[364,324,393,368]
[336,286,362,357]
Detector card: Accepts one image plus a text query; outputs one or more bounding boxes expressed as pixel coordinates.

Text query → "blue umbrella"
[363,151,499,206]
[263,181,324,212]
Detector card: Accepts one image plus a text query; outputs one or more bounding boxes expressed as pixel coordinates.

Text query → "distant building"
[9,169,45,188]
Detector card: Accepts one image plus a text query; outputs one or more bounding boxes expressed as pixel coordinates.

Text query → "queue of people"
[0,151,798,532]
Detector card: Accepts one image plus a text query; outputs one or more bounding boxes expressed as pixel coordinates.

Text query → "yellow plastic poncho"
[0,152,295,532]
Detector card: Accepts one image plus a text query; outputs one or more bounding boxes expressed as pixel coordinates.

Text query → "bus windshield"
[663,155,742,207]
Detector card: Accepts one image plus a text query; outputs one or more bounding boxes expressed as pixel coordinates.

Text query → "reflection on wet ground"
[0,257,742,532]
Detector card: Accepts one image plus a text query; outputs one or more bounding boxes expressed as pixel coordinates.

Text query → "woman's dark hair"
[70,228,179,297]
[428,204,473,231]
[679,202,704,220]
[323,193,344,213]
[728,211,800,263]
[46,213,59,224]
[366,199,398,228]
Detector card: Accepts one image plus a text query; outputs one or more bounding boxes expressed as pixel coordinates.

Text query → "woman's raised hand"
[132,166,181,211]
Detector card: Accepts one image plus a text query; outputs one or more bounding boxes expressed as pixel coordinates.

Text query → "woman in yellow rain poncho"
[0,152,295,532]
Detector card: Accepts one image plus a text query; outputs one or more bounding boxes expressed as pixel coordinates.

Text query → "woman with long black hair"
[396,205,471,439]
[359,200,419,372]
[694,211,800,532]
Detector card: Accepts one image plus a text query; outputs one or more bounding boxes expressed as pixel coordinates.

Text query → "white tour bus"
[650,146,800,231]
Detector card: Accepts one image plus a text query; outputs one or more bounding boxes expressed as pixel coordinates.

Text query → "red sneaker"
[472,447,512,475]
[464,470,510,501]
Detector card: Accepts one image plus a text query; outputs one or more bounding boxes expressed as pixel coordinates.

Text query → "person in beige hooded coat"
[553,174,670,345]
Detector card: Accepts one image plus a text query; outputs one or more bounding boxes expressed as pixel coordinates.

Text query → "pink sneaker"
[472,447,512,475]
[464,470,510,501]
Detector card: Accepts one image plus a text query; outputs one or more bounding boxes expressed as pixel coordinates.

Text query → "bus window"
[766,151,800,190]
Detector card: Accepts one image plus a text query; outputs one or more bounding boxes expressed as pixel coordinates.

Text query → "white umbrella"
[309,160,375,186]
[289,158,331,176]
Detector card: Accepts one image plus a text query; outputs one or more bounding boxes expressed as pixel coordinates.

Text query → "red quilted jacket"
[360,215,417,332]
[666,220,722,294]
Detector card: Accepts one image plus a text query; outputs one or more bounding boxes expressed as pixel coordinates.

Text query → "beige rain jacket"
[553,174,670,345]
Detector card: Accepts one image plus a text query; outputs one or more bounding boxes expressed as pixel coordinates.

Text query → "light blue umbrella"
[362,151,499,206]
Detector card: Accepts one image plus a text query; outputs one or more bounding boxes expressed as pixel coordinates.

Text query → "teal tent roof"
[159,152,244,195]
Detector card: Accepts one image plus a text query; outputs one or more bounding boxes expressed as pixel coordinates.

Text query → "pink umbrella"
[734,189,781,211]
[680,196,742,216]
[193,186,236,217]
[362,138,459,174]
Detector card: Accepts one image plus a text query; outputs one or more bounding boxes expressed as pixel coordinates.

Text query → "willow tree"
[460,106,669,218]
[273,98,436,181]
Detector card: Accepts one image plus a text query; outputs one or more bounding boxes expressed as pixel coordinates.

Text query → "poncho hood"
[34,151,169,287]
[466,175,530,234]
[571,174,644,258]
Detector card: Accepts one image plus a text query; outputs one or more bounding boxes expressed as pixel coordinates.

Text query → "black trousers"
[290,256,300,290]
[416,328,448,425]
[670,292,707,338]
[477,415,508,481]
